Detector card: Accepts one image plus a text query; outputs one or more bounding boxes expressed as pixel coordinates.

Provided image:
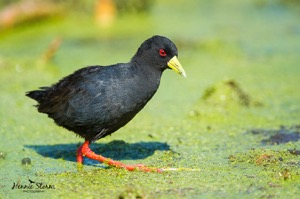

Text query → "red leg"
[76,144,84,164]
[77,141,162,173]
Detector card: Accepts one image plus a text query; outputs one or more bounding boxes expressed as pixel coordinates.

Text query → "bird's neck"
[125,61,162,101]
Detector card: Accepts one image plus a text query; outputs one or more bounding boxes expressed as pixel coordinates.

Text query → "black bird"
[26,35,186,172]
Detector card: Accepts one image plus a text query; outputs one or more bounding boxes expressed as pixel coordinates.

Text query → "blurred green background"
[0,0,300,198]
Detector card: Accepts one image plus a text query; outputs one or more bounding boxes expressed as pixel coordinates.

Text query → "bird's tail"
[25,87,49,103]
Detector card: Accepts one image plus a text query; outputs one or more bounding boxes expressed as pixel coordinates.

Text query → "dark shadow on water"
[25,140,170,166]
[247,125,300,145]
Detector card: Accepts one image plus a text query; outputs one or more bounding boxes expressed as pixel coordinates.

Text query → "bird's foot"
[111,162,162,172]
[77,141,162,172]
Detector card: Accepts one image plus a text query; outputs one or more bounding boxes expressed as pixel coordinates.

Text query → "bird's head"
[132,35,186,78]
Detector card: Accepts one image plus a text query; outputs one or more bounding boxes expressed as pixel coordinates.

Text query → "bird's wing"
[38,66,108,123]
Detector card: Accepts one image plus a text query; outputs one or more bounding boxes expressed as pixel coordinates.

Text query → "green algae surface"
[1,0,300,198]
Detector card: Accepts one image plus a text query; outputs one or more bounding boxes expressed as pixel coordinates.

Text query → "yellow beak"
[167,56,186,78]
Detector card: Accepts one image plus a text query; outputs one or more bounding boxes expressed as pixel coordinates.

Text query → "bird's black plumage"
[26,35,185,142]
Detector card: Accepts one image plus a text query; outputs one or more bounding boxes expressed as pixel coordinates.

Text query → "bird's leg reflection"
[77,140,163,173]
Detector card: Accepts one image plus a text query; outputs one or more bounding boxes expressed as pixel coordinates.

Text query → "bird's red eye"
[159,49,167,57]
